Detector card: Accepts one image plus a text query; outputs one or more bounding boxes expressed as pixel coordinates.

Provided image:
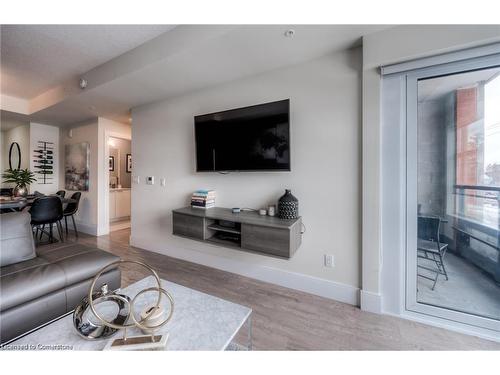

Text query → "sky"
[484,73,500,171]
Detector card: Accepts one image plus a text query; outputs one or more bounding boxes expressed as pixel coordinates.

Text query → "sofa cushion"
[0,211,36,267]
[0,260,66,311]
[1,244,120,312]
[37,244,121,286]
[0,289,67,342]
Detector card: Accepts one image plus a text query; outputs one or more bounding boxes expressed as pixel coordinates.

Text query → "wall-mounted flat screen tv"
[194,99,290,172]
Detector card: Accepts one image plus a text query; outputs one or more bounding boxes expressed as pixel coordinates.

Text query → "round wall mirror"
[9,142,21,170]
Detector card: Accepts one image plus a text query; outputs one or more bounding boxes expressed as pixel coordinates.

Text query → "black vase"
[278,189,299,219]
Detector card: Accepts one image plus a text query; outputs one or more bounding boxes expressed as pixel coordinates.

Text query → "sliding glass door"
[406,54,500,332]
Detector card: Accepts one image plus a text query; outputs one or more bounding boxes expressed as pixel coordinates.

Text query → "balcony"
[417,185,500,321]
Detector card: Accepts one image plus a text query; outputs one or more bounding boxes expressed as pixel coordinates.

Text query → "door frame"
[404,53,500,332]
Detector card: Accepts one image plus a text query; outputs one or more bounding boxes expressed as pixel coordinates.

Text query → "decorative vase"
[278,189,299,219]
[13,185,27,197]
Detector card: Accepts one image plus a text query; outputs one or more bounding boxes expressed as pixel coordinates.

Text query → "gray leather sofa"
[0,211,121,344]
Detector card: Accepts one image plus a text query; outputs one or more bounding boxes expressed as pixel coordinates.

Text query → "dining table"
[0,195,77,213]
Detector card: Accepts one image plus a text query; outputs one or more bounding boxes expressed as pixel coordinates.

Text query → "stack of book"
[191,189,216,209]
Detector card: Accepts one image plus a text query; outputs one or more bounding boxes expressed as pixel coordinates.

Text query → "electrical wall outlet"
[146,176,154,185]
[324,254,335,268]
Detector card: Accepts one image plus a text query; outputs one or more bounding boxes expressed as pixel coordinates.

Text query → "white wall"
[363,25,500,69]
[59,119,99,234]
[131,49,362,303]
[1,124,30,177]
[361,25,500,314]
[29,123,59,194]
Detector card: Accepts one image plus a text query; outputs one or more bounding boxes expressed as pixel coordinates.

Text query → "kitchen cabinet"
[109,188,131,220]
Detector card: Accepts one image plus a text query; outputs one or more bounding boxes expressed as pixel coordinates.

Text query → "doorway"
[107,136,131,232]
[405,54,500,333]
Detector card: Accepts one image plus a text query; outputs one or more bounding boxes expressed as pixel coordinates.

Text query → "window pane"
[417,66,500,321]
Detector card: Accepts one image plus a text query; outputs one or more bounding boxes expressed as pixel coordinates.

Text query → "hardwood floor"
[52,229,500,350]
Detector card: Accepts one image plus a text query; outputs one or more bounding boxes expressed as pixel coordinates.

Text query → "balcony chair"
[417,215,449,290]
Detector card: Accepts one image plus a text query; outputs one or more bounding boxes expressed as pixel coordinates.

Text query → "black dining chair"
[55,190,66,198]
[64,192,81,238]
[0,188,13,196]
[29,196,64,243]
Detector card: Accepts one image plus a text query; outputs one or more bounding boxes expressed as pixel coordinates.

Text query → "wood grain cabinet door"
[241,224,290,258]
[172,212,205,240]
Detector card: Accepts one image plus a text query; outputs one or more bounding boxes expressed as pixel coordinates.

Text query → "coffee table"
[3,276,252,350]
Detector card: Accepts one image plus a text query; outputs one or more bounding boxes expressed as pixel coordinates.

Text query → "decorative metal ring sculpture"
[73,290,130,340]
[130,287,174,332]
[87,260,174,335]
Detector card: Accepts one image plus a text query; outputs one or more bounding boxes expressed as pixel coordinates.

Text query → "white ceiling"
[93,25,388,108]
[1,25,176,98]
[1,25,391,126]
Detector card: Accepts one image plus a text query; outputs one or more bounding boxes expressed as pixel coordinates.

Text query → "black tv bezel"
[194,99,291,172]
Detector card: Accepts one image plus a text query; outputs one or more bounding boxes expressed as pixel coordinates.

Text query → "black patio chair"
[417,216,449,290]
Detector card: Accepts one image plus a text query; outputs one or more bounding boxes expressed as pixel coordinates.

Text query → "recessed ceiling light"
[284,29,295,38]
[79,78,88,89]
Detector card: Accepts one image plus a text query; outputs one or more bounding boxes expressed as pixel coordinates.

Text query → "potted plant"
[2,168,37,197]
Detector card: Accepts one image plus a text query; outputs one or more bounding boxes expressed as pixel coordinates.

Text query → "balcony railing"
[454,184,500,232]
[452,185,500,282]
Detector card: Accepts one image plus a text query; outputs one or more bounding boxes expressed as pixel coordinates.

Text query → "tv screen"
[194,99,290,172]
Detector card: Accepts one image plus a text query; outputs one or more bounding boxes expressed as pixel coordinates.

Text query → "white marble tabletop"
[4,276,252,351]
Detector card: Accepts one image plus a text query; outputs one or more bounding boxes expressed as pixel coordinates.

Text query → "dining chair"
[63,192,81,238]
[55,190,66,198]
[29,196,64,244]
[417,216,449,290]
[0,188,13,197]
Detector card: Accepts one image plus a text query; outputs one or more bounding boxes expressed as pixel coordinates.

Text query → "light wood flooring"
[49,228,500,350]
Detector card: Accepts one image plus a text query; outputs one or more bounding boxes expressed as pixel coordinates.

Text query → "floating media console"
[172,207,302,258]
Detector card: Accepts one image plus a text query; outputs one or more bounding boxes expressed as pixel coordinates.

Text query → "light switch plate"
[147,176,154,185]
[324,254,335,268]
[160,177,166,187]
[133,176,140,184]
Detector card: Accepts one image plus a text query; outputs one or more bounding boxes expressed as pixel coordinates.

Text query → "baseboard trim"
[386,310,500,343]
[130,235,360,306]
[74,221,98,236]
[360,290,382,314]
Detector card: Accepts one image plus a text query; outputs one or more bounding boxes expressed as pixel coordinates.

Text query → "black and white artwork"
[33,141,54,184]
[126,153,132,173]
[109,156,115,171]
[65,142,90,191]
